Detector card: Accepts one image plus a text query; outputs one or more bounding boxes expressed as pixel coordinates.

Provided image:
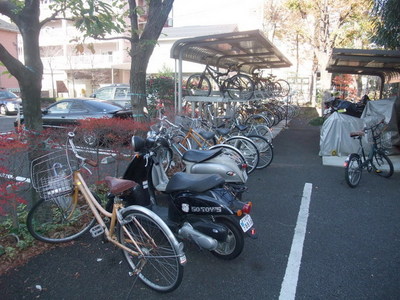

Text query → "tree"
[371,0,400,50]
[276,0,373,93]
[74,0,174,120]
[0,0,43,132]
[0,0,122,132]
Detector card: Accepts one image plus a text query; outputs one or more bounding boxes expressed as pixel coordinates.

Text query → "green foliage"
[309,117,325,126]
[372,0,400,49]
[146,75,175,118]
[0,204,36,257]
[49,0,126,40]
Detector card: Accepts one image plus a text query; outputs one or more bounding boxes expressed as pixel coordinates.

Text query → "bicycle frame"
[73,171,146,259]
[354,133,382,170]
[201,65,229,89]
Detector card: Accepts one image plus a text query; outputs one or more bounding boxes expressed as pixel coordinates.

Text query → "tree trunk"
[128,0,174,121]
[129,43,152,122]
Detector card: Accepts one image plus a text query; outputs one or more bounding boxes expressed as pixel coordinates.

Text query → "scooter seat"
[165,172,225,193]
[182,148,223,163]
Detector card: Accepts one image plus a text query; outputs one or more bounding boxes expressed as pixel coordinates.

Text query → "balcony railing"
[41,53,125,70]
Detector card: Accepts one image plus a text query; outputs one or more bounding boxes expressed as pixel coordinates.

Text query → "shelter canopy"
[170,30,292,74]
[326,48,400,83]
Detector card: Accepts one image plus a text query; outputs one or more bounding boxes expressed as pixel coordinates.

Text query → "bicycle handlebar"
[67,132,98,167]
[364,119,385,132]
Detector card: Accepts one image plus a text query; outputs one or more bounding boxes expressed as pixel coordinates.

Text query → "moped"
[105,136,256,260]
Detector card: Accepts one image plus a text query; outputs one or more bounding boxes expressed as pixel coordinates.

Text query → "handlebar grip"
[85,159,98,167]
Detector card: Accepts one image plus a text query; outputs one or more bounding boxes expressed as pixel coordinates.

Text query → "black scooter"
[105,136,257,260]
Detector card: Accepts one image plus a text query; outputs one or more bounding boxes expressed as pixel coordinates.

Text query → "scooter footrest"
[90,224,104,237]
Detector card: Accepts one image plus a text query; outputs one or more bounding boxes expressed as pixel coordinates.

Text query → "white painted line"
[0,172,30,183]
[279,182,313,300]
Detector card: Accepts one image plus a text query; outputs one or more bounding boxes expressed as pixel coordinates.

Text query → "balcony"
[41,53,125,70]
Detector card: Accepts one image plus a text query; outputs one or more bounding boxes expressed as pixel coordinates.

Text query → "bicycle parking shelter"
[326,48,400,98]
[170,30,292,112]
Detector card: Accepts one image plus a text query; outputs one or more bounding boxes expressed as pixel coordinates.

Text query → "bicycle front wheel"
[223,136,259,174]
[186,74,211,96]
[226,74,255,100]
[372,151,394,178]
[344,153,362,188]
[27,191,97,243]
[118,206,185,293]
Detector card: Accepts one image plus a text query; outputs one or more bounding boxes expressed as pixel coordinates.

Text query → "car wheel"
[0,105,8,115]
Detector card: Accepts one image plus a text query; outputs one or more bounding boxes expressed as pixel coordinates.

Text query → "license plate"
[239,214,253,232]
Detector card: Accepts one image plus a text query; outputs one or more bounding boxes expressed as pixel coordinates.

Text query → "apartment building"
[0,19,19,92]
[13,0,274,98]
[33,0,177,98]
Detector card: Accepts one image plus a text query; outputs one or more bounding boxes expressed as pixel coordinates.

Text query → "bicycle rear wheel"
[118,206,185,293]
[246,135,273,169]
[223,136,259,174]
[372,151,394,178]
[27,190,97,243]
[170,134,192,173]
[344,153,362,188]
[245,113,274,129]
[226,74,255,100]
[276,79,290,97]
[186,74,211,96]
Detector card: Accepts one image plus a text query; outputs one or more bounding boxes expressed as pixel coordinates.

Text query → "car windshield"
[0,91,18,99]
[85,100,123,112]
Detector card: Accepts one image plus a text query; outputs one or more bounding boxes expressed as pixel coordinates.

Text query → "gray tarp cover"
[319,96,400,156]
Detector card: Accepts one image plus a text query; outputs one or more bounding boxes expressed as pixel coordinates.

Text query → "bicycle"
[26,132,186,293]
[172,115,261,174]
[202,103,274,169]
[186,64,255,100]
[251,70,291,98]
[344,120,394,188]
[155,115,256,173]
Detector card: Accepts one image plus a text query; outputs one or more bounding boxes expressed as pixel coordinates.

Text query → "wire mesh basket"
[30,149,75,200]
[174,115,194,132]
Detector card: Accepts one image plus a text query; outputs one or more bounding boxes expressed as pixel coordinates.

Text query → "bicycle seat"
[350,131,365,138]
[165,172,225,193]
[198,130,215,140]
[215,127,231,136]
[235,124,248,131]
[105,176,138,195]
[182,148,223,163]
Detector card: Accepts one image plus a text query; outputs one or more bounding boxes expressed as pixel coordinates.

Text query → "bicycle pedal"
[90,224,105,238]
[375,169,382,173]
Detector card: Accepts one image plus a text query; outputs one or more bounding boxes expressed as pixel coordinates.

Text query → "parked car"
[91,84,131,108]
[0,89,22,115]
[15,98,134,146]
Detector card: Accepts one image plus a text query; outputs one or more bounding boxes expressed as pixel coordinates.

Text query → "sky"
[172,0,264,30]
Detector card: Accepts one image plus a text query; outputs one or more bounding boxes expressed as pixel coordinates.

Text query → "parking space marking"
[279,182,312,300]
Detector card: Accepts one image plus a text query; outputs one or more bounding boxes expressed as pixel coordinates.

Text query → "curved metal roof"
[327,48,400,83]
[170,30,292,74]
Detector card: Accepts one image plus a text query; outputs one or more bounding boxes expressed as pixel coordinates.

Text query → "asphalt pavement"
[1,109,399,300]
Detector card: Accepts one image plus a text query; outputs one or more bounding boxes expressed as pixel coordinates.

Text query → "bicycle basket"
[175,115,196,132]
[367,122,387,145]
[30,149,75,200]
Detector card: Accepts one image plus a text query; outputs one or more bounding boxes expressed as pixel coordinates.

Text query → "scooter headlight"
[131,136,146,151]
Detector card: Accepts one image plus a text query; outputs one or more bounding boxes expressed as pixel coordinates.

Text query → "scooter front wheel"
[211,218,244,260]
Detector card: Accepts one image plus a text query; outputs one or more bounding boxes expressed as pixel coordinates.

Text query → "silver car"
[0,89,22,115]
[91,84,131,109]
